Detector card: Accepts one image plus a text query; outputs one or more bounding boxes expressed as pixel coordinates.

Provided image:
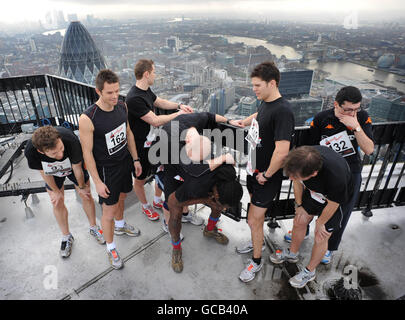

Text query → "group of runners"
[25,60,374,289]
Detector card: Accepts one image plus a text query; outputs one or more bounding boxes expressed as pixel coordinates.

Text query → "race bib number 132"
[320,131,356,158]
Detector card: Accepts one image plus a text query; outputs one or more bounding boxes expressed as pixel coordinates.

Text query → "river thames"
[223,35,405,93]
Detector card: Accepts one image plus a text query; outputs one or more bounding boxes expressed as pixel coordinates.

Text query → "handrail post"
[26,83,41,127]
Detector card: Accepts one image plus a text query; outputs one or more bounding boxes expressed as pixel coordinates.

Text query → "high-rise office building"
[209,88,235,116]
[239,96,259,117]
[287,96,323,126]
[210,93,218,114]
[59,21,107,85]
[369,94,405,123]
[279,69,314,98]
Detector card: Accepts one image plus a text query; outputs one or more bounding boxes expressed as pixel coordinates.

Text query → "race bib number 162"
[105,123,127,155]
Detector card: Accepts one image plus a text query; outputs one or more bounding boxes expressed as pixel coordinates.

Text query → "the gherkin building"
[59,21,107,85]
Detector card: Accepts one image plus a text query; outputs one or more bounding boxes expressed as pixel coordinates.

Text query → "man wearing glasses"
[285,86,374,265]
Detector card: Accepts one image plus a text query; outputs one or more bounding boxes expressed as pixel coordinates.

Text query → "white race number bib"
[309,189,326,204]
[41,158,72,177]
[320,131,356,158]
[105,123,127,155]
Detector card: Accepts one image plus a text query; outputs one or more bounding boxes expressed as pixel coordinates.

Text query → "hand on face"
[337,112,359,129]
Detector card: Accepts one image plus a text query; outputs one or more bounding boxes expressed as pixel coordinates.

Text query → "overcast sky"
[0,0,404,25]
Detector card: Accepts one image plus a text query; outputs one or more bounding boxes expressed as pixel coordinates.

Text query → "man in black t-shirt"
[270,146,354,288]
[284,86,374,264]
[228,62,295,283]
[25,126,105,258]
[126,59,193,222]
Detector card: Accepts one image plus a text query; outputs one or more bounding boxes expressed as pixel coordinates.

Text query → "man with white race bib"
[79,69,142,270]
[227,61,295,283]
[284,86,374,264]
[25,126,105,258]
[270,145,354,288]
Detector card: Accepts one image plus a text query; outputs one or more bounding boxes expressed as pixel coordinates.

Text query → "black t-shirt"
[160,112,217,176]
[252,97,295,173]
[308,109,374,173]
[302,145,354,205]
[82,101,130,167]
[126,85,157,145]
[25,126,82,177]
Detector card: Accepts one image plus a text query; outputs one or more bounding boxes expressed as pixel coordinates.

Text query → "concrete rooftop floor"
[0,152,404,301]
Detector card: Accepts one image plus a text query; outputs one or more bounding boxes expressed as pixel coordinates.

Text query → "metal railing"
[0,74,404,222]
[0,74,126,135]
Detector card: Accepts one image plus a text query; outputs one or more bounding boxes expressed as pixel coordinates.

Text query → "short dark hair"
[31,126,61,152]
[250,61,280,86]
[335,86,362,106]
[95,69,119,91]
[283,146,323,178]
[134,59,154,80]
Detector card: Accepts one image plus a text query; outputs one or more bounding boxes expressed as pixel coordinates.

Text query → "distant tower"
[218,89,225,116]
[59,21,107,85]
[210,93,217,114]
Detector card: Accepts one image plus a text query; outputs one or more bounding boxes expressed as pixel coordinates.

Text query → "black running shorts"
[45,165,89,191]
[246,172,282,209]
[302,188,343,233]
[97,155,134,206]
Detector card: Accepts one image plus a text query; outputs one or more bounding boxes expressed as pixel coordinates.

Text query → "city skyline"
[1,0,405,27]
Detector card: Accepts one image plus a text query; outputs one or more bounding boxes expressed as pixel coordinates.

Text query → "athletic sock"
[171,238,182,250]
[142,203,151,209]
[154,196,162,203]
[106,242,116,252]
[252,257,262,265]
[62,233,71,242]
[206,216,219,231]
[114,219,125,228]
[182,211,189,216]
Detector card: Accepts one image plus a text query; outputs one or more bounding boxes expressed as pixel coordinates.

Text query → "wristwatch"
[78,185,86,190]
[177,103,182,110]
[262,172,271,180]
[226,119,230,124]
[354,126,361,132]
[294,201,302,209]
[133,158,140,163]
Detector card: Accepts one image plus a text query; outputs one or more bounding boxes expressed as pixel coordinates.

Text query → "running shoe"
[181,213,204,225]
[289,268,316,288]
[142,206,160,221]
[269,248,299,264]
[236,240,266,254]
[239,259,264,283]
[114,222,141,237]
[90,226,106,244]
[107,248,124,270]
[60,234,74,258]
[321,250,333,265]
[153,200,164,209]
